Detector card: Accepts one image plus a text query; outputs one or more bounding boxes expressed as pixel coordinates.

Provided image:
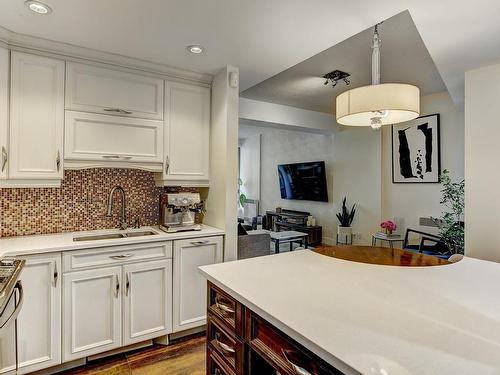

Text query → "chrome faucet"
[106,186,127,230]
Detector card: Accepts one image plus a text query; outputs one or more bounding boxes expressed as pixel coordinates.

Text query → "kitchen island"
[199,248,500,374]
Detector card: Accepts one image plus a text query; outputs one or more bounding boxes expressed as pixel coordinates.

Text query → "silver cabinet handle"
[190,240,209,246]
[110,253,134,260]
[215,332,235,354]
[102,155,133,160]
[1,146,7,172]
[56,150,61,172]
[53,261,58,288]
[165,155,170,174]
[103,108,133,115]
[125,272,130,297]
[215,297,235,314]
[282,349,312,375]
[114,275,120,298]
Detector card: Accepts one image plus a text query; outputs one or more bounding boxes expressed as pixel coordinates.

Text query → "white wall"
[205,66,239,261]
[239,134,261,201]
[464,62,500,262]
[239,124,336,243]
[333,127,382,245]
[382,91,464,238]
[239,98,338,134]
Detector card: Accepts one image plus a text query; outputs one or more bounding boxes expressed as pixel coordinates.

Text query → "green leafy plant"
[434,170,465,254]
[238,178,247,207]
[336,197,356,227]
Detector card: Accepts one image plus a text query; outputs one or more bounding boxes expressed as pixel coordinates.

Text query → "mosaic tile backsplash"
[0,169,194,237]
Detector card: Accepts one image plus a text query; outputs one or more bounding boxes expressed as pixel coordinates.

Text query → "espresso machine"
[159,193,203,233]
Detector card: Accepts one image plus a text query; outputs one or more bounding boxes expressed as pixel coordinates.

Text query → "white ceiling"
[241,11,446,113]
[1,0,499,107]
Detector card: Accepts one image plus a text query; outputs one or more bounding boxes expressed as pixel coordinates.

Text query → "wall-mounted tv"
[278,161,328,202]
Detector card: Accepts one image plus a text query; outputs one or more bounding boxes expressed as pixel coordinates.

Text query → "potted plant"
[433,170,465,254]
[336,197,356,239]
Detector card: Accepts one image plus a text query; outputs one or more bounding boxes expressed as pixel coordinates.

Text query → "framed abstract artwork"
[392,114,441,183]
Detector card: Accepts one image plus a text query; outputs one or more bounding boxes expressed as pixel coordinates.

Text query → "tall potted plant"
[336,197,356,240]
[434,170,465,254]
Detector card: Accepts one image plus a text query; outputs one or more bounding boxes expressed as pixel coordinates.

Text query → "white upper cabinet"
[9,52,64,182]
[66,62,164,120]
[64,111,163,170]
[158,81,210,186]
[0,46,8,181]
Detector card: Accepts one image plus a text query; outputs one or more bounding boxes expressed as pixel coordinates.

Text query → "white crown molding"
[0,25,213,85]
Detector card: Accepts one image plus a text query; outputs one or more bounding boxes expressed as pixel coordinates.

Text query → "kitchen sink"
[73,230,158,242]
[124,231,157,238]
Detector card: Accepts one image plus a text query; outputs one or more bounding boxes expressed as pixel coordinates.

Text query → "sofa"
[238,229,271,259]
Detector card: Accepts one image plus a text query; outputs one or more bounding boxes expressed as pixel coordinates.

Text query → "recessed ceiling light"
[187,45,204,54]
[25,0,52,14]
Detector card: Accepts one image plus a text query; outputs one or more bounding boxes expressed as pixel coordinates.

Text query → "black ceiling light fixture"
[323,70,350,88]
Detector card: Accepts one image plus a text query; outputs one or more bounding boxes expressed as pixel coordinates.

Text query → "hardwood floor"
[57,334,206,375]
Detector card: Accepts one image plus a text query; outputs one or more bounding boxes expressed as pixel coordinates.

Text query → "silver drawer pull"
[103,108,133,115]
[190,240,209,246]
[2,146,7,172]
[215,297,235,314]
[102,155,133,161]
[110,253,134,260]
[282,349,312,375]
[215,333,235,354]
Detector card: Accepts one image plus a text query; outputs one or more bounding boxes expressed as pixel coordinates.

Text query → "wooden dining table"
[313,245,451,266]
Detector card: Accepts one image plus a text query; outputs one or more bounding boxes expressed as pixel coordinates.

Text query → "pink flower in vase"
[380,220,397,234]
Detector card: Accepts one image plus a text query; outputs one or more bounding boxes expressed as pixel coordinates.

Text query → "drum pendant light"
[335,24,420,129]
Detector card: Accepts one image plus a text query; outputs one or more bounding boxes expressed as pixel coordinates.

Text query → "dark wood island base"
[206,282,343,375]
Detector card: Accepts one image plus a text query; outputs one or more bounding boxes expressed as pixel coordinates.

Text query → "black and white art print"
[392,114,441,183]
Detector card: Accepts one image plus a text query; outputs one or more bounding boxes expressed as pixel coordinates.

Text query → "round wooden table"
[314,245,451,266]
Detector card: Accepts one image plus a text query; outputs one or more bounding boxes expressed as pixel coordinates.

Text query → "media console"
[264,209,322,246]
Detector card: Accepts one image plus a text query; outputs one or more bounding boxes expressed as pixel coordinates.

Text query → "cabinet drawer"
[246,310,341,375]
[64,111,163,164]
[207,314,244,373]
[207,348,236,375]
[63,241,172,272]
[208,282,243,338]
[66,62,163,120]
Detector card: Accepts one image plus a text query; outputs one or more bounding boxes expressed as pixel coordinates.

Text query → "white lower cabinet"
[173,236,223,332]
[123,260,172,346]
[0,253,61,375]
[63,266,122,362]
[62,246,173,362]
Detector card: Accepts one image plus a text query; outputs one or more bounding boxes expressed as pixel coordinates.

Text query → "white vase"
[337,225,352,244]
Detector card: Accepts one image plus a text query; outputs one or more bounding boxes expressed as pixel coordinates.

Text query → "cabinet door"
[123,260,172,345]
[63,266,122,361]
[0,47,8,180]
[64,111,163,164]
[0,254,62,374]
[163,81,210,183]
[173,236,223,332]
[9,52,64,180]
[66,62,163,120]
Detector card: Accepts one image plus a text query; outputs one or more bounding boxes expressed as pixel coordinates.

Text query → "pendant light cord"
[371,23,383,85]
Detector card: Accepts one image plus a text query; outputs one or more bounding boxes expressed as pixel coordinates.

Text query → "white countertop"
[199,250,500,375]
[0,225,225,258]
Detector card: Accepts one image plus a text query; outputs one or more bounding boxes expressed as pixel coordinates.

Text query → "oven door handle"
[0,281,24,330]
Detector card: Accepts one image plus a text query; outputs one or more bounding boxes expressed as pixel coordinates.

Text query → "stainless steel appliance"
[160,193,203,233]
[0,258,25,374]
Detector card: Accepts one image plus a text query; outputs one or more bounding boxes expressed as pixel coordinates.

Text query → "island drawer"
[63,241,172,272]
[207,313,244,373]
[207,282,244,338]
[207,347,236,375]
[245,309,342,375]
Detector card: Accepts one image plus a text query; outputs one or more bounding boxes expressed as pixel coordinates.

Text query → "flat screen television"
[278,161,328,202]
